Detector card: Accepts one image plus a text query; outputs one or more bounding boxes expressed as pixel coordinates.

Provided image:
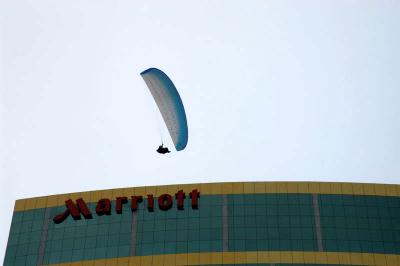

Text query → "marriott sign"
[53,189,200,224]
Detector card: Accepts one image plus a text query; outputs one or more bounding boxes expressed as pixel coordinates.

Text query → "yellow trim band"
[15,182,400,212]
[45,251,400,266]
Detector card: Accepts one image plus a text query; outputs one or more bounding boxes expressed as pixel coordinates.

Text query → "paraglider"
[140,68,188,154]
[156,144,171,154]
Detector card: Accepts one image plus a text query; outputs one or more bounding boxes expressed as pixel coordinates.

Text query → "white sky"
[1,0,400,262]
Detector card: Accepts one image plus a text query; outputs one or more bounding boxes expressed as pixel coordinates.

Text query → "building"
[4,182,400,266]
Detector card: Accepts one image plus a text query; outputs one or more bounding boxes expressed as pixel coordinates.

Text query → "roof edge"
[14,181,400,212]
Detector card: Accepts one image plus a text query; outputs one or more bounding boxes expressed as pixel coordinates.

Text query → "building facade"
[4,182,400,266]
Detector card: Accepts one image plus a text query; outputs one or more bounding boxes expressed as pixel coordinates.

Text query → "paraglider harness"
[157,144,171,154]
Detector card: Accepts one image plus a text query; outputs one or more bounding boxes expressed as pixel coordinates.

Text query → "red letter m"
[53,198,93,224]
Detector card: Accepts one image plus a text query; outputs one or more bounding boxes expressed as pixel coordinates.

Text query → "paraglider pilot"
[157,144,171,154]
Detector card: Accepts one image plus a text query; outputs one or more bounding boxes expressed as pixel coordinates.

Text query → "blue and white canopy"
[140,68,188,151]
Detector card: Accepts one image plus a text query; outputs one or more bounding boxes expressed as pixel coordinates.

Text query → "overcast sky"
[1,0,400,262]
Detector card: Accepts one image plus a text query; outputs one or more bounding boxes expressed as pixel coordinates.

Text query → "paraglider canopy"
[141,68,188,152]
